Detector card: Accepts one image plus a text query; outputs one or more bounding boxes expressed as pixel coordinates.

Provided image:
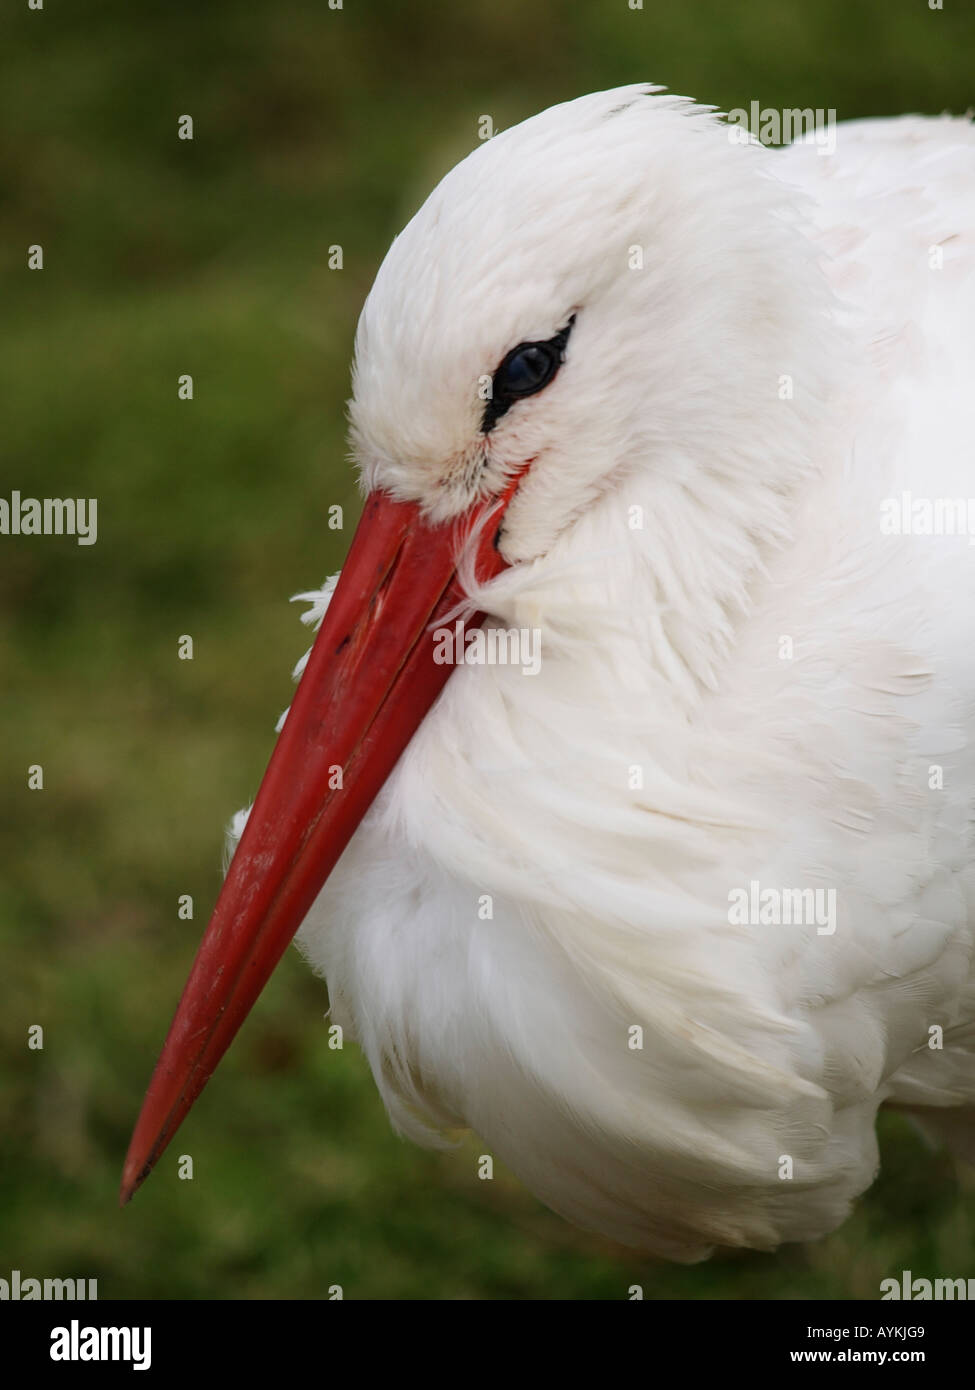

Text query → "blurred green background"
[2,0,973,1300]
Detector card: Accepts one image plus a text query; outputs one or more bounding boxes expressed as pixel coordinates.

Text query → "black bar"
[0,1298,963,1374]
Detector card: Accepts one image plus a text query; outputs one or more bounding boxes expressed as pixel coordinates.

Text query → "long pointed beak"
[120,479,520,1205]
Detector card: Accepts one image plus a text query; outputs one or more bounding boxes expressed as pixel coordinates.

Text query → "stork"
[122,87,975,1261]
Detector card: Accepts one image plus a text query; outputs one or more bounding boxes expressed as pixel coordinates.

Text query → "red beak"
[120,478,521,1205]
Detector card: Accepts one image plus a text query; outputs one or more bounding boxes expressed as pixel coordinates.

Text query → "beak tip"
[119,1148,151,1207]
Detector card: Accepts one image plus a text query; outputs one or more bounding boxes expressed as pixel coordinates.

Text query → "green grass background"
[2,0,973,1299]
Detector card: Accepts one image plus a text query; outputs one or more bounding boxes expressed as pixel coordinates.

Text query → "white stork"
[122,86,975,1262]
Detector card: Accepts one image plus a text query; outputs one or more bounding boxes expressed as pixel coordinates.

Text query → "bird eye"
[482,314,575,433]
[497,344,559,397]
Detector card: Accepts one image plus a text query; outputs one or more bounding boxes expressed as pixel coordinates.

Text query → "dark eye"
[482,314,575,433]
[497,344,559,397]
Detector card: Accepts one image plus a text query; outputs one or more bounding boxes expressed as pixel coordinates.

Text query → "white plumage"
[236,87,975,1260]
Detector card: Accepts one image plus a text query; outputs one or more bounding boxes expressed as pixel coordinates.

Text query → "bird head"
[351,84,835,566]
